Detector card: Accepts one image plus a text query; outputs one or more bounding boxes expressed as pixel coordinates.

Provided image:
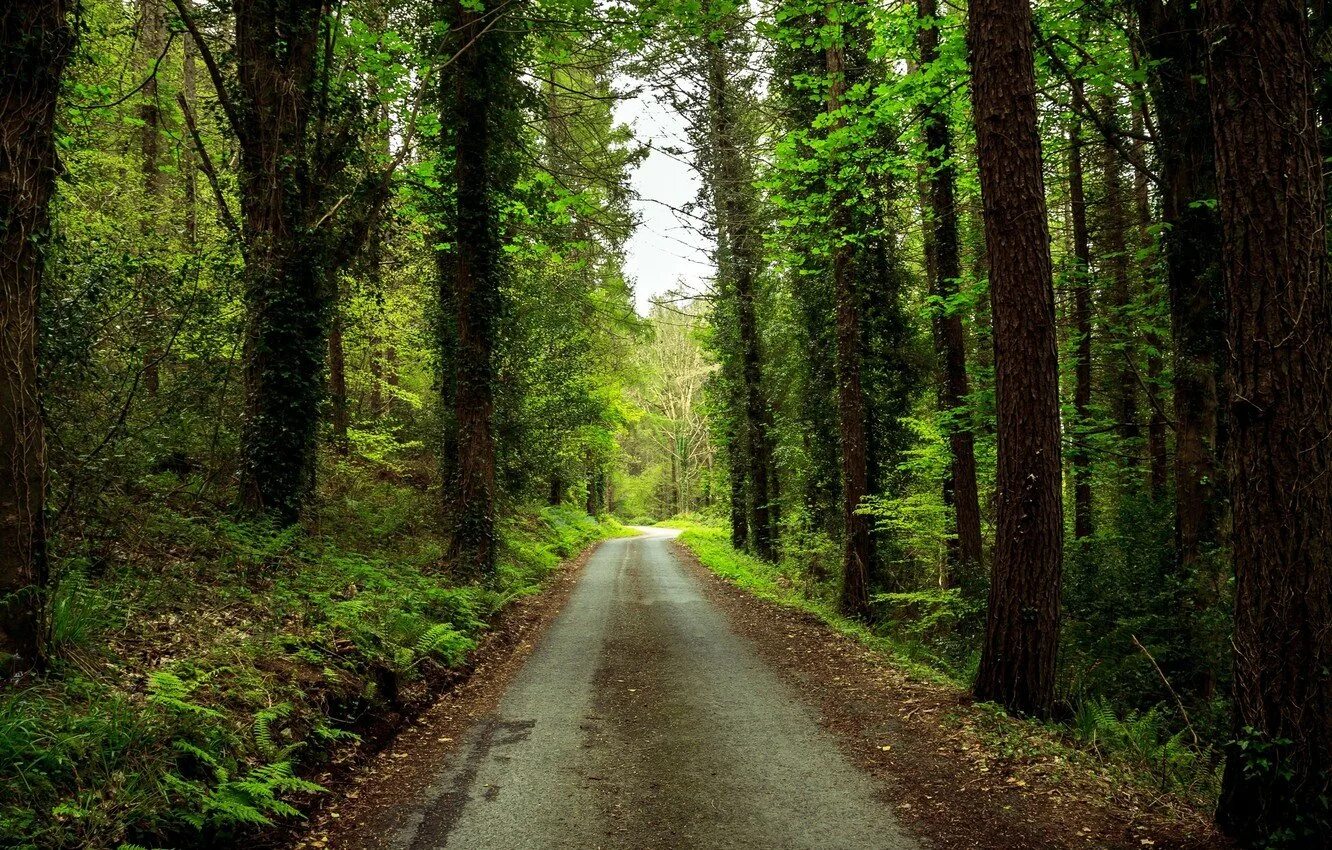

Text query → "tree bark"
[1068,89,1094,541]
[968,0,1065,717]
[0,0,74,672]
[138,0,166,396]
[918,0,982,584]
[1205,1,1332,842]
[328,306,349,455]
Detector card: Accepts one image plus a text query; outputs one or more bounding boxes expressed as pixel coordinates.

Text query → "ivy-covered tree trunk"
[441,0,521,574]
[228,0,328,522]
[137,0,166,396]
[825,23,874,619]
[0,0,73,672]
[704,31,777,563]
[968,0,1064,717]
[1205,0,1332,842]
[918,0,982,585]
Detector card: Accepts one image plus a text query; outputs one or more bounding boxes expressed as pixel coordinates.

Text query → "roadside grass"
[1,475,616,850]
[669,518,1223,814]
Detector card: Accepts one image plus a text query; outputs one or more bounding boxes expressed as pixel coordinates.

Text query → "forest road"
[384,527,920,850]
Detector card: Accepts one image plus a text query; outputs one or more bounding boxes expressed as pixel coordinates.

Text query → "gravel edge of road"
[669,539,1229,850]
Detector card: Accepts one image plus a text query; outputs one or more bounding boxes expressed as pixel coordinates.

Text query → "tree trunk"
[230,0,329,523]
[1069,90,1094,541]
[442,0,514,574]
[0,0,73,672]
[548,472,563,506]
[328,306,349,455]
[1135,113,1168,498]
[918,0,982,584]
[138,0,165,396]
[825,30,874,619]
[181,35,198,244]
[705,33,777,562]
[1097,94,1140,462]
[968,0,1064,717]
[1205,1,1332,842]
[1138,0,1224,602]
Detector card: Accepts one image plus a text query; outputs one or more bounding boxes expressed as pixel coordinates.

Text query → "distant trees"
[967,0,1064,716]
[0,0,75,672]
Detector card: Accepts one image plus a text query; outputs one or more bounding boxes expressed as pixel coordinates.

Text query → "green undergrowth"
[1,481,619,850]
[670,519,1222,813]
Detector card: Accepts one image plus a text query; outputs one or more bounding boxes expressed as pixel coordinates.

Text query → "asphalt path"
[388,527,920,850]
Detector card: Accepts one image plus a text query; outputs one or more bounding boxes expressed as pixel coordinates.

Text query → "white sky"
[613,80,715,314]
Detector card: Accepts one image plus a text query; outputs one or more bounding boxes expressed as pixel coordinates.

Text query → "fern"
[253,703,294,761]
[147,672,221,718]
[413,623,475,666]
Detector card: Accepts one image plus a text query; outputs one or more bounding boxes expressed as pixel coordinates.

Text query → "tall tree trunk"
[826,26,874,619]
[1137,0,1224,610]
[704,32,777,562]
[1135,112,1168,498]
[968,0,1065,717]
[442,0,518,573]
[1205,1,1332,842]
[1069,90,1094,541]
[1097,94,1140,462]
[328,305,349,455]
[138,0,165,396]
[227,0,329,523]
[0,0,73,673]
[918,0,982,584]
[181,35,198,244]
[727,415,749,549]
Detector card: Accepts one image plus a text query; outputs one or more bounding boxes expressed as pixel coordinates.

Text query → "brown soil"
[283,542,599,850]
[670,541,1229,850]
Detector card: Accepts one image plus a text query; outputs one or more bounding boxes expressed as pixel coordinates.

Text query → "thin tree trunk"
[826,28,874,619]
[968,0,1065,717]
[704,33,777,562]
[1135,112,1168,498]
[138,0,165,396]
[918,0,982,583]
[1097,94,1140,462]
[1069,89,1094,541]
[328,306,349,455]
[1205,1,1332,842]
[181,35,198,244]
[0,0,74,672]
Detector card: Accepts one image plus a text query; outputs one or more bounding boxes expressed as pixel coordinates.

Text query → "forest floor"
[291,528,1226,850]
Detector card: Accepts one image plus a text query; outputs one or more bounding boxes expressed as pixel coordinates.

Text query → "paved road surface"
[388,527,919,850]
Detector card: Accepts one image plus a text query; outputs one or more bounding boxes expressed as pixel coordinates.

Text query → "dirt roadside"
[671,541,1227,850]
[282,542,600,850]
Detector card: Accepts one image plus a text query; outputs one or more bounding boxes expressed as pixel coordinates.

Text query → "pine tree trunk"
[968,0,1064,716]
[0,0,73,673]
[1138,0,1224,603]
[1069,92,1094,541]
[1205,1,1332,841]
[919,0,983,584]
